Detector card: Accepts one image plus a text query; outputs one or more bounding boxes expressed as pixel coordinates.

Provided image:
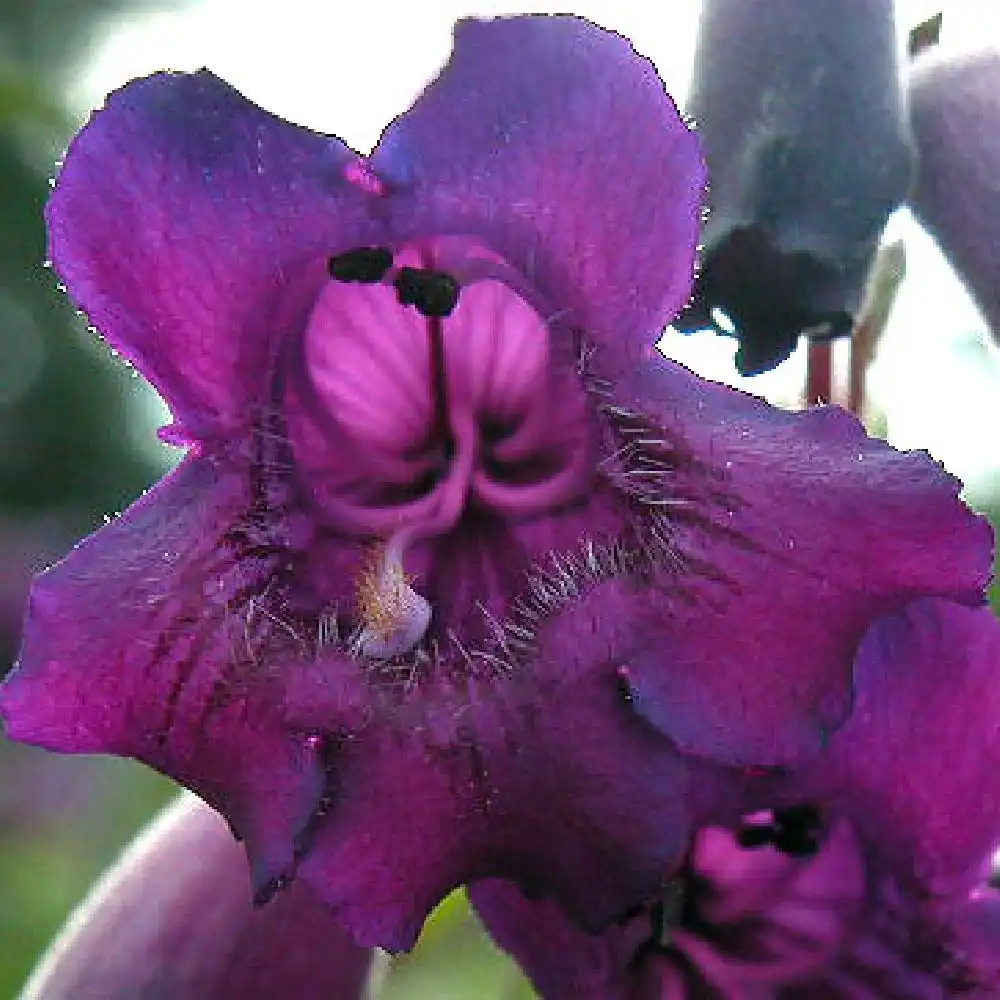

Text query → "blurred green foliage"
[383,891,535,1000]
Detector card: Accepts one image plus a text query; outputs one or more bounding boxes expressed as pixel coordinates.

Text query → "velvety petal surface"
[471,879,639,1000]
[370,15,703,356]
[675,0,911,373]
[784,598,1000,898]
[777,882,1000,998]
[287,578,749,951]
[21,794,377,1000]
[0,454,323,891]
[48,70,383,438]
[599,352,992,766]
[908,50,1000,342]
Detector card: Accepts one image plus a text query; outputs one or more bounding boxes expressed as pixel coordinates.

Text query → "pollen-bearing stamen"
[393,266,461,317]
[354,535,432,659]
[327,245,394,284]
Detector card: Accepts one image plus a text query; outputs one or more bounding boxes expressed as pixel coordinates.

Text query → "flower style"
[473,599,1000,999]
[0,13,992,956]
[674,0,912,374]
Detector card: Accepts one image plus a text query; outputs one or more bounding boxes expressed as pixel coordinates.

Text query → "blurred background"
[1,1,999,996]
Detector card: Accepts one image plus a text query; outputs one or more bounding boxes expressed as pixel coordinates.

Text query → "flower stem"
[806,340,833,405]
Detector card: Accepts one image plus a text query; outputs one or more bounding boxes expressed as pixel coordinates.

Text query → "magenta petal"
[371,15,703,355]
[23,795,376,1000]
[293,676,693,953]
[287,582,744,952]
[908,51,1000,342]
[471,879,639,1000]
[0,456,322,891]
[790,598,1000,897]
[948,891,1000,993]
[47,70,382,438]
[607,354,992,767]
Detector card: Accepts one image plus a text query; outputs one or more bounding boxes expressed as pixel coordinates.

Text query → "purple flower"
[475,823,1000,999]
[0,13,991,955]
[907,49,1000,343]
[474,599,1000,998]
[472,820,867,999]
[674,0,912,374]
[21,794,377,1000]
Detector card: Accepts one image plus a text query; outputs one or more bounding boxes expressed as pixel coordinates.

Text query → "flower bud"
[908,49,1000,343]
[677,0,911,374]
[20,794,381,1000]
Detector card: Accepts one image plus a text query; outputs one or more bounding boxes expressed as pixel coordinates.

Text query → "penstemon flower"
[0,11,993,977]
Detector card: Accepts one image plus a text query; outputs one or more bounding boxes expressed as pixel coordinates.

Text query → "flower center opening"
[286,237,591,662]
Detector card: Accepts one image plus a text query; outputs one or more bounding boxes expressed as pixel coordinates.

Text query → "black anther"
[773,826,820,857]
[736,824,774,850]
[328,246,394,283]
[736,803,823,857]
[772,803,823,857]
[393,266,460,317]
[773,803,822,834]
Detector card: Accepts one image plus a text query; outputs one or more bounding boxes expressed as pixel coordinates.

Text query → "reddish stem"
[805,340,833,405]
[848,324,868,415]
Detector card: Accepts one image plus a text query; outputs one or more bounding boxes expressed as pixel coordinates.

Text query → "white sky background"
[75,0,1000,501]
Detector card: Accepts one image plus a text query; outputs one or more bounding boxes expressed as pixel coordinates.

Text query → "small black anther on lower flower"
[772,803,823,857]
[773,827,821,857]
[393,266,460,317]
[737,803,823,856]
[328,246,394,283]
[736,824,774,850]
[773,803,822,833]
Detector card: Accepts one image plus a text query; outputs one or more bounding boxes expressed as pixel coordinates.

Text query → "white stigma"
[355,535,432,659]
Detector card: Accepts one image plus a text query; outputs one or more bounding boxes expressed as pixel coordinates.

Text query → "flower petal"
[21,794,377,1000]
[371,15,703,356]
[0,454,323,892]
[675,0,911,373]
[789,598,1000,897]
[908,50,1000,341]
[604,354,992,767]
[48,70,382,438]
[470,879,640,1000]
[286,579,747,951]
[778,877,1000,997]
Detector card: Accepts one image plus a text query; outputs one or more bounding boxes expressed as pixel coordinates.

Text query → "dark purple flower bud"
[20,795,378,1000]
[908,49,1000,342]
[676,0,913,374]
[0,14,990,959]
